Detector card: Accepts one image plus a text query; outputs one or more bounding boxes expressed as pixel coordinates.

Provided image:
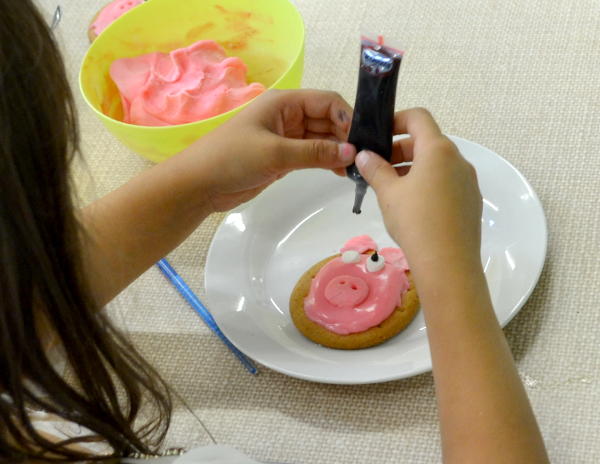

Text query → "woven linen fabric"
[35,0,600,462]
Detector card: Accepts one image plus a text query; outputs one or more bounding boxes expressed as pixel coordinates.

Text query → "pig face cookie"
[290,235,420,350]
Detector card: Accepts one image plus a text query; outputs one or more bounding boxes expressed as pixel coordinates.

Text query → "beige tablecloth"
[37,0,599,462]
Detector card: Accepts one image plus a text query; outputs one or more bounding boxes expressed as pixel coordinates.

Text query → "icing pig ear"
[366,251,385,272]
[340,235,379,254]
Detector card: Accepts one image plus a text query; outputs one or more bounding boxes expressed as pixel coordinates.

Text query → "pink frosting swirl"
[110,40,265,126]
[91,0,145,37]
[304,236,411,335]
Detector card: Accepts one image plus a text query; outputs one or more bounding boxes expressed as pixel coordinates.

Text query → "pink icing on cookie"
[340,234,378,254]
[324,275,369,307]
[91,0,144,36]
[109,40,266,126]
[304,236,411,335]
[379,247,409,270]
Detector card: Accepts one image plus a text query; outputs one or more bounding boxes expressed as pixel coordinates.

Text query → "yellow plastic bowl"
[79,0,304,163]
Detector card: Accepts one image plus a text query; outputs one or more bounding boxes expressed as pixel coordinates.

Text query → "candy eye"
[341,250,361,263]
[366,251,385,272]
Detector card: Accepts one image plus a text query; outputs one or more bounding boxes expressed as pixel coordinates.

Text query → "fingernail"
[338,143,355,162]
[355,150,371,169]
[337,109,350,123]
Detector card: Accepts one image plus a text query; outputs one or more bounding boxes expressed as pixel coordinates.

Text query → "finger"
[305,132,340,142]
[355,150,398,193]
[305,118,335,134]
[390,136,414,164]
[333,120,351,141]
[275,137,356,171]
[395,165,411,176]
[304,118,351,141]
[332,167,347,177]
[287,89,353,129]
[393,107,442,140]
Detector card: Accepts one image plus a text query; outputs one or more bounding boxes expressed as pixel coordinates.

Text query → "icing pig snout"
[324,275,369,307]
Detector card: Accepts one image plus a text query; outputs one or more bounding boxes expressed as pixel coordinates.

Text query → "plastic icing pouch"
[346,35,403,214]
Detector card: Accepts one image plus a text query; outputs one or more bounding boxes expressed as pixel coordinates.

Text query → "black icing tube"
[346,36,403,214]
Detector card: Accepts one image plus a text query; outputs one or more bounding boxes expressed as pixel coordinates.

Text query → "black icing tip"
[371,251,379,262]
[352,182,367,215]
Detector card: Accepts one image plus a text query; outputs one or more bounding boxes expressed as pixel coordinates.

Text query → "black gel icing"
[346,38,402,214]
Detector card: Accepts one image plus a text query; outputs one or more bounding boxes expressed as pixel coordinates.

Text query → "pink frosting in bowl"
[91,0,145,37]
[304,236,411,335]
[109,40,266,126]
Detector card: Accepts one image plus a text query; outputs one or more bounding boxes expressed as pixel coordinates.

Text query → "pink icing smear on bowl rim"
[91,0,145,36]
[304,235,411,335]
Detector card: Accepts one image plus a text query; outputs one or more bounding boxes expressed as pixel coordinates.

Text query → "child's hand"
[355,108,482,282]
[357,110,550,463]
[188,89,356,212]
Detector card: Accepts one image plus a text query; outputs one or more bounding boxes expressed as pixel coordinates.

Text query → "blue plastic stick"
[157,258,258,375]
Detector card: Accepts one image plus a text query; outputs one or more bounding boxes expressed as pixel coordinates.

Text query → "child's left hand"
[83,89,355,304]
[183,89,356,212]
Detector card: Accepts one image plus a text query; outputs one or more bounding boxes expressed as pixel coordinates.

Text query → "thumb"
[277,138,356,170]
[355,150,398,192]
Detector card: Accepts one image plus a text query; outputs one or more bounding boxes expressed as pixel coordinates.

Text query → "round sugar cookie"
[290,254,420,350]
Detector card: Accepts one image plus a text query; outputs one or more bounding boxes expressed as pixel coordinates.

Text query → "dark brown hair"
[0,1,171,461]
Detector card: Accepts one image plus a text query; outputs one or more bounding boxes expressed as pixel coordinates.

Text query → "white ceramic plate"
[204,136,547,384]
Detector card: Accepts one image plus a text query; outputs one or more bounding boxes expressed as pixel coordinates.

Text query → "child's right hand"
[360,110,550,463]
[355,108,483,285]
